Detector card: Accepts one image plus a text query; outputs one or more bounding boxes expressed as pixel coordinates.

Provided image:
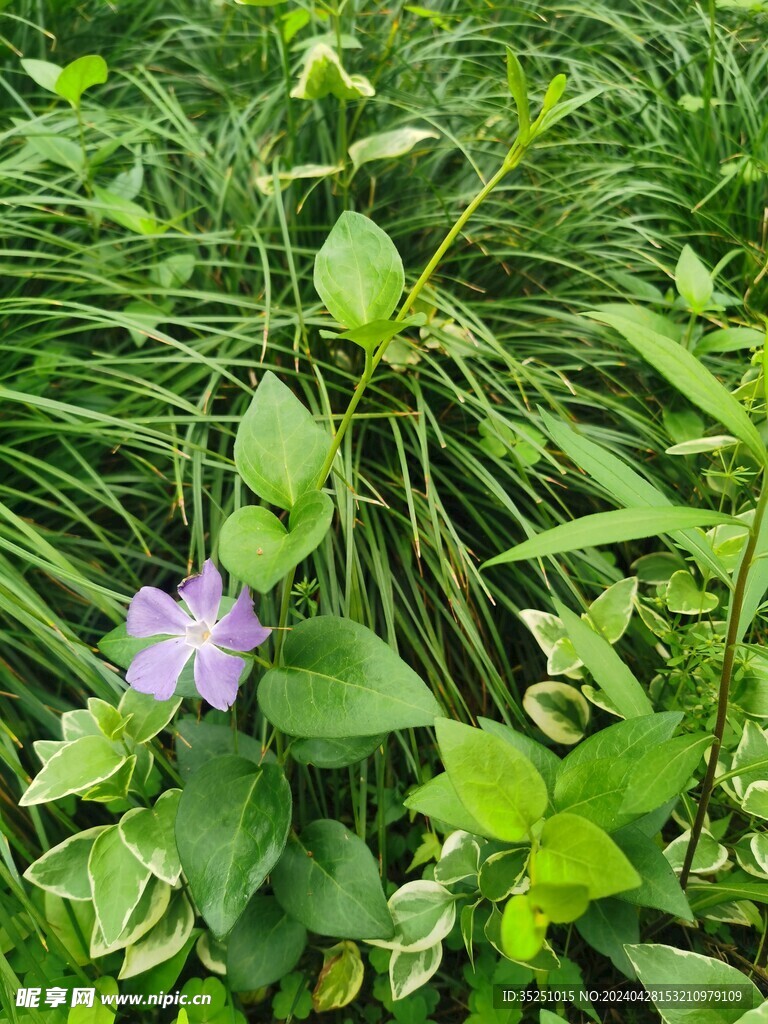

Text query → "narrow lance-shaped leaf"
[483,507,738,569]
[587,311,767,466]
[540,410,730,585]
[554,601,652,720]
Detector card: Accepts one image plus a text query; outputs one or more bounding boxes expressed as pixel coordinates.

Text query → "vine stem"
[314,150,522,486]
[680,473,768,887]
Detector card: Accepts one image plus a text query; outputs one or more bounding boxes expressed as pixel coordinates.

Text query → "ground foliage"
[2,1,768,1022]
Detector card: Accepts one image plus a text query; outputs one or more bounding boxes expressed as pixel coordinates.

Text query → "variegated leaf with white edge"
[742,781,768,820]
[90,877,172,957]
[732,722,768,799]
[434,831,482,885]
[33,739,66,764]
[585,576,637,643]
[581,684,624,719]
[389,940,442,1001]
[119,891,195,979]
[547,636,583,678]
[62,707,103,740]
[19,735,129,806]
[734,835,768,880]
[626,942,762,1024]
[519,609,566,657]
[119,687,182,744]
[348,127,438,170]
[255,163,342,196]
[197,932,228,975]
[24,826,109,900]
[118,789,182,884]
[523,681,590,744]
[88,825,152,945]
[663,829,729,875]
[291,43,374,101]
[368,881,455,953]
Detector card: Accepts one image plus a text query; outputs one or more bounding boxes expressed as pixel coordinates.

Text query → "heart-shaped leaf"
[219,489,333,594]
[272,819,393,939]
[55,55,108,108]
[258,616,443,737]
[320,313,425,354]
[314,211,403,329]
[234,372,330,509]
[176,756,292,937]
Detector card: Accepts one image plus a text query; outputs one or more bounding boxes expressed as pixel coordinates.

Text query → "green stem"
[680,473,768,887]
[316,152,521,485]
[273,565,296,665]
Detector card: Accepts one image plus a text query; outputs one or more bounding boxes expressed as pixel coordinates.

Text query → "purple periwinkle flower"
[125,559,271,711]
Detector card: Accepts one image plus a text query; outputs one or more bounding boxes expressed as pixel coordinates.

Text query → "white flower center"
[185,621,212,649]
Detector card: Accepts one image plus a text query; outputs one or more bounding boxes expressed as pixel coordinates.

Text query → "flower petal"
[194,644,244,711]
[126,637,192,701]
[178,559,222,625]
[210,589,272,652]
[127,587,191,638]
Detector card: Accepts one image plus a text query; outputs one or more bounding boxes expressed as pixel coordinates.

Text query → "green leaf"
[529,883,590,923]
[500,894,546,962]
[562,712,682,770]
[436,720,548,841]
[24,133,84,172]
[88,826,152,945]
[322,314,425,354]
[483,507,739,568]
[272,819,393,939]
[312,941,364,1012]
[68,977,118,1024]
[369,880,456,952]
[626,943,762,1024]
[554,753,637,831]
[23,826,109,900]
[696,326,765,355]
[19,735,128,806]
[403,773,488,836]
[622,734,710,814]
[613,827,693,920]
[314,211,404,329]
[119,789,182,884]
[226,895,307,990]
[505,50,530,139]
[536,812,641,900]
[118,687,182,743]
[175,716,267,779]
[119,891,195,980]
[665,570,719,615]
[555,601,652,719]
[291,43,374,101]
[675,245,714,313]
[176,756,292,936]
[478,717,561,798]
[21,58,63,93]
[258,616,443,737]
[348,127,438,170]
[290,733,386,769]
[586,312,767,466]
[575,899,638,978]
[93,187,163,235]
[687,872,768,911]
[45,892,94,966]
[541,410,730,584]
[54,54,108,107]
[234,371,330,509]
[522,680,590,744]
[219,490,333,594]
